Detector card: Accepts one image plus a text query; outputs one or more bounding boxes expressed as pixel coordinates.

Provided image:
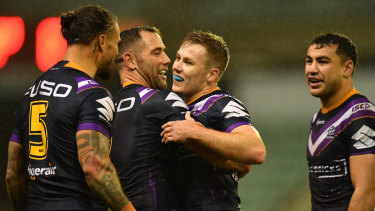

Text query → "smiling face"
[172,42,214,102]
[136,30,170,90]
[305,44,353,106]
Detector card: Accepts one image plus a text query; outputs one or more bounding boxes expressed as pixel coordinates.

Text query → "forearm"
[212,160,251,179]
[6,175,27,211]
[77,130,132,211]
[84,157,131,211]
[349,154,375,211]
[348,189,375,211]
[186,141,251,179]
[189,125,265,164]
[6,141,27,211]
[185,141,221,164]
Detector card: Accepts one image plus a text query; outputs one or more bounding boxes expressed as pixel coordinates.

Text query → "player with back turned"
[305,33,375,210]
[5,5,134,211]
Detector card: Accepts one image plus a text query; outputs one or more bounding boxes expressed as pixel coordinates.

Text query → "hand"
[237,165,252,179]
[213,160,252,179]
[161,111,202,143]
[122,201,136,211]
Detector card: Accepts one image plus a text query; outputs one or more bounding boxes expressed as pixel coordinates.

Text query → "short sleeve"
[348,117,375,156]
[213,97,252,132]
[163,92,189,122]
[76,88,114,139]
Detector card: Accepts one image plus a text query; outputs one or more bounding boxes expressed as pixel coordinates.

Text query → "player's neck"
[320,84,355,111]
[119,68,150,88]
[63,44,98,78]
[185,85,219,105]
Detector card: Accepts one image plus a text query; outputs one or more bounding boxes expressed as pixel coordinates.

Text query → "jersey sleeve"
[76,88,114,139]
[210,97,252,132]
[162,91,189,122]
[10,129,22,144]
[348,116,375,156]
[10,95,29,144]
[142,90,188,123]
[11,108,22,143]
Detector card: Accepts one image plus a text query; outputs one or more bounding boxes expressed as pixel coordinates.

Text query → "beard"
[96,59,115,81]
[96,67,113,81]
[155,79,167,90]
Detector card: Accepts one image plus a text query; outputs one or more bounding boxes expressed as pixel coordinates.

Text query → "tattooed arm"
[76,130,135,211]
[6,141,27,211]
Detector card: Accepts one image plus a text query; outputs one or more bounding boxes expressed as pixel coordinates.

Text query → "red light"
[0,17,25,69]
[35,17,67,72]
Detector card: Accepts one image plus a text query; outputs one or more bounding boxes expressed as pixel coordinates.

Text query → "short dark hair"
[310,33,358,68]
[116,26,161,63]
[182,31,230,78]
[118,26,161,54]
[60,5,117,45]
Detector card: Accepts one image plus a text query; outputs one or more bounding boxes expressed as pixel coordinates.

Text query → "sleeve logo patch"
[166,92,188,109]
[352,125,375,149]
[222,101,249,119]
[96,96,115,122]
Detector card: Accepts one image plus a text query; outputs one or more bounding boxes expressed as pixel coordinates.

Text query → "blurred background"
[1,0,375,210]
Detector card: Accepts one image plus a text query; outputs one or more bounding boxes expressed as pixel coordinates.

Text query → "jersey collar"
[64,61,91,77]
[186,86,220,106]
[122,81,142,88]
[321,88,359,114]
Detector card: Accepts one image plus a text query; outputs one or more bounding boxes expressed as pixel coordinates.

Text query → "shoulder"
[190,90,249,117]
[344,95,375,120]
[144,89,188,111]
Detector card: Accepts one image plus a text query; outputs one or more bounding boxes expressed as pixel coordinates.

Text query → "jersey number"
[29,101,48,160]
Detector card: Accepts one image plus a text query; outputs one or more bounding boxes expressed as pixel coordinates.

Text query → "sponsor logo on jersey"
[96,96,115,123]
[76,77,102,93]
[116,97,135,112]
[222,101,249,119]
[326,126,336,139]
[316,119,325,126]
[137,87,159,103]
[309,159,347,178]
[28,164,57,177]
[352,125,375,149]
[165,92,188,109]
[26,80,72,98]
[308,101,375,156]
[352,103,371,113]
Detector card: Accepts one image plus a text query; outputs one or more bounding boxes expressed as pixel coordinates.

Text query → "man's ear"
[98,34,106,50]
[123,52,137,70]
[343,60,354,77]
[207,67,220,82]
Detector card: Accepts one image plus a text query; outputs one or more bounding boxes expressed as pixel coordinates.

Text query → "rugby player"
[6,5,134,211]
[305,33,375,210]
[110,26,188,210]
[161,31,266,210]
[111,27,255,211]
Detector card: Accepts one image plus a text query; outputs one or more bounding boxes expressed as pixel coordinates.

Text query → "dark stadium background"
[1,1,375,210]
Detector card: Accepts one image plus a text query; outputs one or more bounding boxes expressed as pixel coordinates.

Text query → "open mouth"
[309,78,323,86]
[158,70,167,79]
[173,75,184,82]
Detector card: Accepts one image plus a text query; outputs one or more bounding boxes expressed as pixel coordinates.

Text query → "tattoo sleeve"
[76,130,130,211]
[6,141,27,211]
